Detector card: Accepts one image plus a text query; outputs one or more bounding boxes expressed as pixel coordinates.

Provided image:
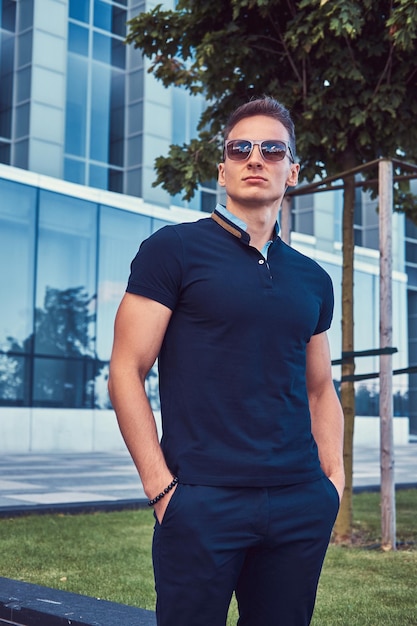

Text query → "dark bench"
[0,577,156,626]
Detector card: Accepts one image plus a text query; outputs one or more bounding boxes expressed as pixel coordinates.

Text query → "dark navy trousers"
[152,476,340,626]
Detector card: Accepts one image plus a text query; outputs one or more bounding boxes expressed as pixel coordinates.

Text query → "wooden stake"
[379,158,396,551]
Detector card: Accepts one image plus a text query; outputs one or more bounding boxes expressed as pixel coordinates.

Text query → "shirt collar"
[212,204,279,251]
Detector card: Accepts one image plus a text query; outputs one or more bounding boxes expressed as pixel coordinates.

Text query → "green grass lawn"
[0,490,416,625]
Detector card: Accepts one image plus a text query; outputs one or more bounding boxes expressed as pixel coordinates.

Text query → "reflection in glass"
[94,0,126,37]
[91,63,111,161]
[0,180,36,348]
[32,355,96,408]
[96,206,152,361]
[36,190,97,350]
[90,64,125,166]
[16,66,31,103]
[109,70,124,165]
[109,168,123,193]
[32,192,98,408]
[64,157,86,184]
[65,54,88,156]
[93,31,111,64]
[0,179,36,405]
[35,286,95,357]
[0,31,14,139]
[1,0,17,31]
[0,353,28,405]
[68,22,89,56]
[93,31,125,68]
[90,163,108,189]
[0,141,10,164]
[69,0,90,24]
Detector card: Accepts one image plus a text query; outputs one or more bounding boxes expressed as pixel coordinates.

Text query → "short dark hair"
[223,96,296,159]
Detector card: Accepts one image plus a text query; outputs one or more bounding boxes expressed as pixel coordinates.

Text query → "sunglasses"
[224,139,294,163]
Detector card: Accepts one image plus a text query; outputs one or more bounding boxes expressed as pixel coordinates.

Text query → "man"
[108,96,344,626]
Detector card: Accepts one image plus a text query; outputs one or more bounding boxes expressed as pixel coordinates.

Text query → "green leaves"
[152,134,222,201]
[387,0,417,50]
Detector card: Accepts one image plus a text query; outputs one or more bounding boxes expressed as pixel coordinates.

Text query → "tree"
[126,0,417,543]
[34,286,97,407]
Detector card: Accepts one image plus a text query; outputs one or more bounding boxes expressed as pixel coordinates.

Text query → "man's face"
[218,115,299,209]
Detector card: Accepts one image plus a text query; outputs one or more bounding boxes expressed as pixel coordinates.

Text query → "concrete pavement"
[0,444,416,515]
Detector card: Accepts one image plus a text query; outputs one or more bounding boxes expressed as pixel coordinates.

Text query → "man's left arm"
[306,331,345,501]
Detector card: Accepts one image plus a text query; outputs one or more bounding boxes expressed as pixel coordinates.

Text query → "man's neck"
[224,201,279,251]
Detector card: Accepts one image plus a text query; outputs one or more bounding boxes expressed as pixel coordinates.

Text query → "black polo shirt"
[126,207,334,487]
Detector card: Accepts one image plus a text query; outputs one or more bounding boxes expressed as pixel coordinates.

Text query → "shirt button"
[258,259,265,264]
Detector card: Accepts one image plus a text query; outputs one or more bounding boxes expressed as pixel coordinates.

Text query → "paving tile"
[5,491,120,505]
[0,445,415,513]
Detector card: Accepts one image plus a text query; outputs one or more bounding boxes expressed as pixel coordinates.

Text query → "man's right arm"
[108,292,174,521]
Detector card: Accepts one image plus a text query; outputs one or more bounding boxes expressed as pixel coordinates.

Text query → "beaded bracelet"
[147,476,179,507]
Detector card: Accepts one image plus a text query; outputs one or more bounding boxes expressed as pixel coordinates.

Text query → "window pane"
[0,354,29,406]
[65,54,88,156]
[109,168,123,193]
[64,157,86,184]
[94,0,126,37]
[1,0,17,31]
[406,218,417,239]
[126,166,142,197]
[127,134,141,164]
[90,63,111,161]
[15,103,30,138]
[14,139,29,168]
[406,241,417,264]
[96,205,151,360]
[68,22,89,55]
[17,30,33,68]
[0,179,36,349]
[16,66,31,103]
[93,0,112,31]
[0,179,36,406]
[127,101,143,135]
[32,356,96,408]
[35,190,97,359]
[110,71,124,165]
[407,266,417,288]
[111,37,125,68]
[0,31,15,138]
[69,0,90,23]
[0,141,10,164]
[93,31,111,64]
[89,162,108,189]
[128,70,143,102]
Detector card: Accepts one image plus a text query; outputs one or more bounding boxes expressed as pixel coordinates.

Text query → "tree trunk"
[333,153,356,544]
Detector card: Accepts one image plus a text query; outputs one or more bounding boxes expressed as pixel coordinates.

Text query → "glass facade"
[0,0,16,165]
[65,0,127,192]
[405,216,417,434]
[0,171,409,423]
[0,174,169,409]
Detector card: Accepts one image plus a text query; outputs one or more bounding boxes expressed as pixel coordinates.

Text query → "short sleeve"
[126,226,183,311]
[313,271,334,335]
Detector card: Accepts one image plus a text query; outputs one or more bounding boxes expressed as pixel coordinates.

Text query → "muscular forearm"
[310,385,345,498]
[108,369,173,499]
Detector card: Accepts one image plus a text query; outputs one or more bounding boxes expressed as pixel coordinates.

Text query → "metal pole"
[379,158,396,551]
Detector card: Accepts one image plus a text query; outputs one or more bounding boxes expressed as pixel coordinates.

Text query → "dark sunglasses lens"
[261,141,287,161]
[226,140,252,160]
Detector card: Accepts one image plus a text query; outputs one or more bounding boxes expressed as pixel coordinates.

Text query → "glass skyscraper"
[0,0,215,209]
[0,0,414,450]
